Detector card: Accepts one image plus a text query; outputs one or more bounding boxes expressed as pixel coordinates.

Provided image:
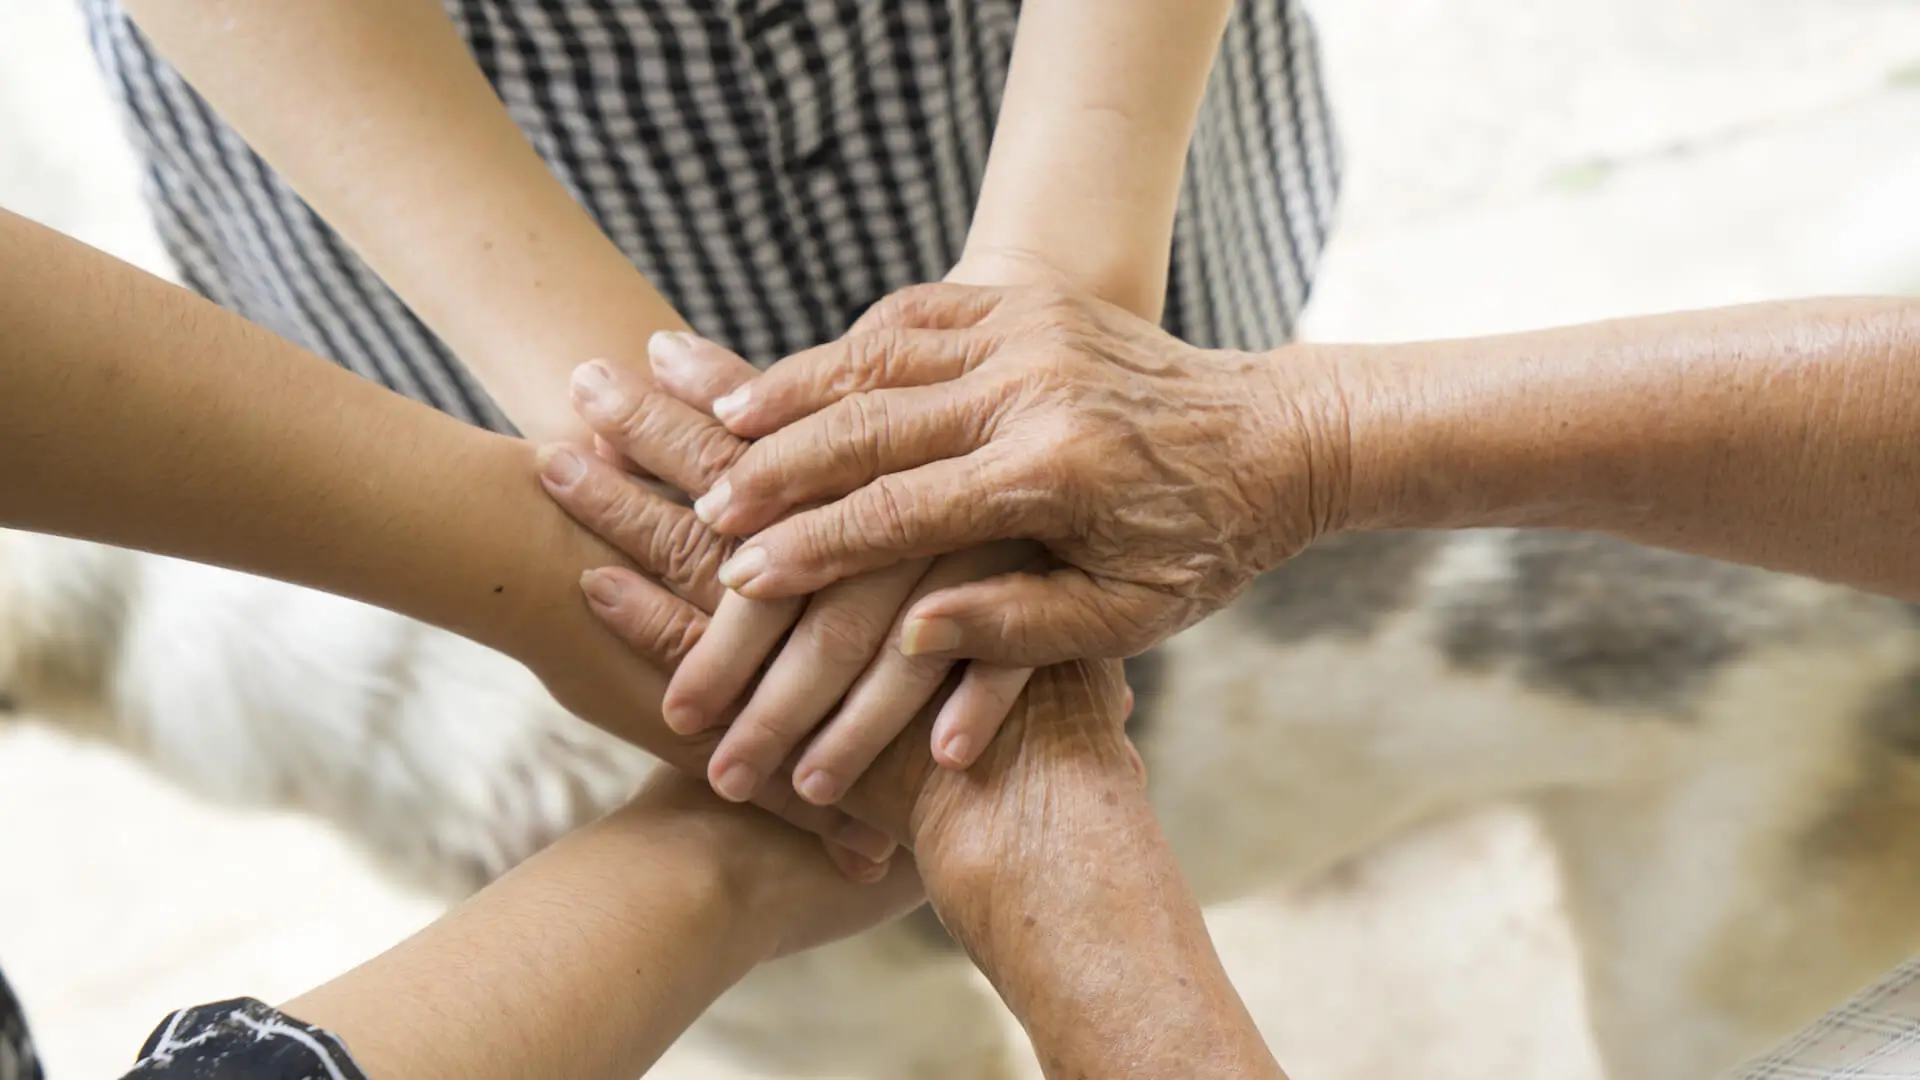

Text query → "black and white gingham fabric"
[77,0,1339,433]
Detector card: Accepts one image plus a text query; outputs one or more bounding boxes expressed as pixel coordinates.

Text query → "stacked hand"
[658,282,1353,665]
[539,258,1145,815]
[540,274,1331,818]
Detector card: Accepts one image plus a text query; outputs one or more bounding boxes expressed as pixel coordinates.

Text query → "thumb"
[898,569,1163,667]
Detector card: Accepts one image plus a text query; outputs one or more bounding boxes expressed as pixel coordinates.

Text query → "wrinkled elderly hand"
[688,283,1355,665]
[537,338,1044,813]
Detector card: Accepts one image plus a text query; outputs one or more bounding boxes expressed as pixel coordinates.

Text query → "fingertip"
[660,684,709,735]
[795,767,845,806]
[716,546,768,591]
[580,567,624,611]
[933,730,976,771]
[647,330,697,386]
[535,444,586,491]
[710,758,760,803]
[711,386,751,425]
[900,616,962,658]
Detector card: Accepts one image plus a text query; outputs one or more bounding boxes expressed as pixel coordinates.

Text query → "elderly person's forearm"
[1344,298,1920,598]
[898,663,1287,1079]
[676,290,1920,662]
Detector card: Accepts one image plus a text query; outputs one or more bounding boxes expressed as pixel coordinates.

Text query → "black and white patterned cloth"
[1,966,42,1080]
[77,0,1340,429]
[0,976,368,1080]
[122,1000,369,1080]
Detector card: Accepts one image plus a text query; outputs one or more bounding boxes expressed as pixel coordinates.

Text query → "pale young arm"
[0,207,889,855]
[959,0,1233,318]
[119,0,687,445]
[1346,297,1920,602]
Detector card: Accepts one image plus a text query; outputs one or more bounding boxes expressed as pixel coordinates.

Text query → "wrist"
[1236,343,1366,561]
[951,243,1166,323]
[908,734,1142,948]
[598,796,787,965]
[1331,337,1566,534]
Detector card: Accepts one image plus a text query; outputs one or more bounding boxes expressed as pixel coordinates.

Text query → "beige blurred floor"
[2,2,1918,1077]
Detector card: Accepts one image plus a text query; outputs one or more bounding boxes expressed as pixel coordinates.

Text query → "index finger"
[572,359,744,497]
[698,378,993,536]
[717,326,1002,438]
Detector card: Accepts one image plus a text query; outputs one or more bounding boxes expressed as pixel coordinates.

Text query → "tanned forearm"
[963,0,1232,318]
[1341,297,1920,601]
[120,0,687,445]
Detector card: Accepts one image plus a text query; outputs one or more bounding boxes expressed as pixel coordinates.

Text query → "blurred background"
[1,1,1917,1077]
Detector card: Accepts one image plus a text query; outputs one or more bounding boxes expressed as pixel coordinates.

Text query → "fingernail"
[537,445,585,489]
[796,768,842,805]
[580,568,623,609]
[713,762,759,803]
[693,480,732,526]
[648,331,697,380]
[571,359,618,417]
[717,546,766,590]
[663,703,705,736]
[712,387,751,424]
[851,857,889,884]
[834,821,896,863]
[941,733,974,768]
[901,617,962,657]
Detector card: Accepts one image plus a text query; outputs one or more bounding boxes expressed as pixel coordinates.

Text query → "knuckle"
[860,284,941,330]
[655,509,726,589]
[804,604,885,667]
[596,487,665,559]
[685,423,744,489]
[597,385,653,443]
[621,595,704,668]
[727,443,783,501]
[651,608,707,667]
[851,291,910,332]
[832,392,889,477]
[843,332,901,392]
[894,649,955,688]
[853,476,918,551]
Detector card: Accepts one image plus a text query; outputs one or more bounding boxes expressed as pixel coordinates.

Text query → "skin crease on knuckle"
[601,583,704,670]
[847,475,921,560]
[656,508,729,600]
[686,420,745,494]
[802,601,888,670]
